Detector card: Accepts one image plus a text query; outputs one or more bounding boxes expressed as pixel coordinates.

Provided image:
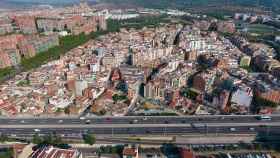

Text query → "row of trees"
[32,133,96,147]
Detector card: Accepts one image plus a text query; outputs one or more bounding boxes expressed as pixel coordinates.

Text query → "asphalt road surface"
[0,115,279,125]
[0,115,278,137]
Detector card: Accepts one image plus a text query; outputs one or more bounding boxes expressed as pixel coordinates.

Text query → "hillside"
[103,0,280,12]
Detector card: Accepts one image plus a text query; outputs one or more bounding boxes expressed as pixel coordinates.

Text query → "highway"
[0,115,279,137]
[0,123,278,137]
[1,115,280,125]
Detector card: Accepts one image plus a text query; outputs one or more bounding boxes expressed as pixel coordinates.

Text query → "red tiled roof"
[0,101,17,115]
[30,146,79,158]
[123,148,137,157]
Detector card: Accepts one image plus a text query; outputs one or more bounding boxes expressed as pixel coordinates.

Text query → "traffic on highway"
[0,115,278,138]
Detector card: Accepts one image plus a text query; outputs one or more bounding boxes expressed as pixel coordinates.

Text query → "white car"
[58,120,63,123]
[34,129,41,132]
[230,128,236,132]
[79,117,86,120]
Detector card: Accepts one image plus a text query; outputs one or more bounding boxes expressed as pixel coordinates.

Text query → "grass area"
[118,15,170,30]
[246,24,280,36]
[0,15,171,83]
[206,12,230,20]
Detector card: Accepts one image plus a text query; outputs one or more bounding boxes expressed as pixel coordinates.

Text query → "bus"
[256,115,272,121]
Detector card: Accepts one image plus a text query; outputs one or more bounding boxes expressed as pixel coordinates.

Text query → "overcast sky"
[5,0,80,4]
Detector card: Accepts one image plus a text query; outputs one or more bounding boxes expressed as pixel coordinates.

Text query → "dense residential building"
[13,16,37,34]
[231,85,253,108]
[255,86,280,104]
[123,146,139,158]
[0,34,59,68]
[36,17,65,32]
[0,6,280,117]
[21,34,60,55]
[212,90,230,110]
[217,21,236,34]
[36,15,107,35]
[192,71,217,93]
[0,12,106,69]
[0,17,13,35]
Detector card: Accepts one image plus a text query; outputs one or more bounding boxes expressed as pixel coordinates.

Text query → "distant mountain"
[0,0,98,8]
[1,0,280,12]
[103,0,280,12]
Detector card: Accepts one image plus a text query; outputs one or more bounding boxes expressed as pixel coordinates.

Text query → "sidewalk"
[176,135,256,144]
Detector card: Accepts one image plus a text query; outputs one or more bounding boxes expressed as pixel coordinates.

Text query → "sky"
[0,0,91,8]
[5,0,80,4]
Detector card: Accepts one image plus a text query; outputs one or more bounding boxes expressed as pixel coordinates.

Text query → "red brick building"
[13,16,37,34]
[180,148,195,158]
[255,89,280,104]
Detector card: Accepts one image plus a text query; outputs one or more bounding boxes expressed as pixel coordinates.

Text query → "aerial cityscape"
[0,0,280,158]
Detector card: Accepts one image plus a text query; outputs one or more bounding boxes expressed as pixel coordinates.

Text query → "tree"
[180,87,198,100]
[83,134,96,145]
[64,107,70,115]
[0,134,8,142]
[32,133,43,144]
[116,80,128,93]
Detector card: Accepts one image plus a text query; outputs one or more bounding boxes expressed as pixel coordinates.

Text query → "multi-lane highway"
[0,115,279,137]
[1,115,280,125]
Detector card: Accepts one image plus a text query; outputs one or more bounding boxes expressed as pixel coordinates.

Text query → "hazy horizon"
[0,0,97,9]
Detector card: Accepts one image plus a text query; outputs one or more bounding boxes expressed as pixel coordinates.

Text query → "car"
[34,129,41,132]
[249,127,255,131]
[58,120,63,123]
[133,119,138,123]
[143,117,148,121]
[85,120,91,124]
[20,120,25,123]
[230,128,236,132]
[164,121,169,124]
[79,117,86,120]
